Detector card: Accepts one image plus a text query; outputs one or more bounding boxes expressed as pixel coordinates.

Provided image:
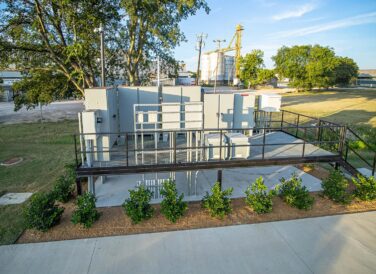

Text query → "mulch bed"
[18,192,376,244]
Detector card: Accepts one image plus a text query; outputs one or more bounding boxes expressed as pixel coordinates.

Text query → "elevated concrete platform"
[95,165,322,207]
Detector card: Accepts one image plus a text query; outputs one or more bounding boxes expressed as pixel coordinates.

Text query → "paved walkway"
[1,212,376,274]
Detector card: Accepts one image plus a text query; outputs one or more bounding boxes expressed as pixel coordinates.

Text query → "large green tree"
[239,49,264,88]
[333,56,358,86]
[273,45,358,90]
[0,0,209,103]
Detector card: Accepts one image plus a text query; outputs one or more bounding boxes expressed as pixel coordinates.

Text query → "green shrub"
[160,179,187,223]
[276,174,314,210]
[202,182,233,219]
[349,140,367,150]
[352,174,376,201]
[245,176,274,214]
[123,185,154,224]
[24,192,64,232]
[52,175,74,203]
[321,169,352,204]
[71,193,100,228]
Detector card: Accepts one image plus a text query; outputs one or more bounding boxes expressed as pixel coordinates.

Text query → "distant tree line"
[239,45,358,91]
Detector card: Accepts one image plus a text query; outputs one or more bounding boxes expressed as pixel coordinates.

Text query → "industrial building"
[74,85,374,207]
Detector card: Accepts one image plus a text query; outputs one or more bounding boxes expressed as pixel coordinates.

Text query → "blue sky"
[174,0,376,70]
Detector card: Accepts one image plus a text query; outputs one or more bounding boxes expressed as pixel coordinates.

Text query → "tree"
[272,44,359,90]
[333,57,358,86]
[239,49,264,88]
[306,45,337,89]
[0,0,210,97]
[257,69,276,85]
[0,0,120,96]
[12,69,75,119]
[272,45,312,90]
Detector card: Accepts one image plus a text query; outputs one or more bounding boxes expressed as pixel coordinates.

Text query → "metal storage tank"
[201,52,225,83]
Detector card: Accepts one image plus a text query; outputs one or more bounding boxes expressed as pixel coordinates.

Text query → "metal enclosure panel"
[218,93,235,129]
[184,103,203,129]
[259,94,282,112]
[233,93,255,129]
[203,93,220,128]
[204,93,234,129]
[162,86,201,103]
[118,86,159,132]
[161,103,180,130]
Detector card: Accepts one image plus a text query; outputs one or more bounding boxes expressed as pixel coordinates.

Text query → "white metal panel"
[184,103,203,129]
[203,93,220,128]
[259,94,282,112]
[233,93,255,129]
[118,86,159,132]
[162,103,180,130]
[218,93,235,129]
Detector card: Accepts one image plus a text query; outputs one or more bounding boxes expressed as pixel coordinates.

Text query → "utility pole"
[213,39,226,93]
[195,33,207,86]
[95,23,105,87]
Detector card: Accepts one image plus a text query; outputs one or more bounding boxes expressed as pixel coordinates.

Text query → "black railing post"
[345,142,349,162]
[295,114,300,137]
[174,131,177,164]
[76,178,82,196]
[219,129,223,160]
[280,110,284,130]
[126,133,129,167]
[73,134,79,167]
[217,169,222,190]
[302,127,307,157]
[262,128,266,159]
[316,119,321,141]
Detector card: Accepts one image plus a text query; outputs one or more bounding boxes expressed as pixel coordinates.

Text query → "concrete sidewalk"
[1,212,376,274]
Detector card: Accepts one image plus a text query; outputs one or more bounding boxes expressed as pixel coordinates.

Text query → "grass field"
[282,88,376,127]
[0,88,375,245]
[0,120,77,244]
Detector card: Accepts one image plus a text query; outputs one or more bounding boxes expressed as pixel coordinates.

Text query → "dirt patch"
[17,192,376,244]
[296,163,330,180]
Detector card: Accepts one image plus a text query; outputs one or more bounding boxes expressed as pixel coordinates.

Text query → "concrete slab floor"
[95,165,322,207]
[0,193,33,205]
[1,212,375,274]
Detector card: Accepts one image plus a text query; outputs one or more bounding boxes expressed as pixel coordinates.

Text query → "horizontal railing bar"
[77,125,345,136]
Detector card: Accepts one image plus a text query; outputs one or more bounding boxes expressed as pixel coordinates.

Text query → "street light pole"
[95,23,106,87]
[213,39,226,93]
[100,23,105,87]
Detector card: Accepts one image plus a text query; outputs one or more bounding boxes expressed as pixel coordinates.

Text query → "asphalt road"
[1,212,375,274]
[0,101,84,124]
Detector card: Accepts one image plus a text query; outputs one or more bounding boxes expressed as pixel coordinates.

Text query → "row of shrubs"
[25,166,376,231]
[124,170,376,223]
[24,163,100,231]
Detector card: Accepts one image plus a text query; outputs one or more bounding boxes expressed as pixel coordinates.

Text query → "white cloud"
[272,12,376,38]
[273,4,316,21]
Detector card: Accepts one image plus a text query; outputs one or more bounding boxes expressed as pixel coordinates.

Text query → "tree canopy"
[273,45,358,90]
[239,49,264,88]
[0,0,210,109]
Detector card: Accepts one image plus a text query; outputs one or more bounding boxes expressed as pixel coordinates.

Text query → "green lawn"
[0,120,78,245]
[282,88,376,127]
